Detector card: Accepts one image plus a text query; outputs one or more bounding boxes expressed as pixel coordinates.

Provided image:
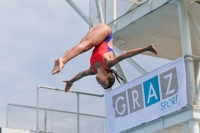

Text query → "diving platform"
[109,0,200,60]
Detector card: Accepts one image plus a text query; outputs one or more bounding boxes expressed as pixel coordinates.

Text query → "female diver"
[51,23,158,92]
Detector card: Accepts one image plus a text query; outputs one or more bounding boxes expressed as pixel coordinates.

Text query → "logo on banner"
[160,67,179,110]
[112,67,179,118]
[143,76,160,107]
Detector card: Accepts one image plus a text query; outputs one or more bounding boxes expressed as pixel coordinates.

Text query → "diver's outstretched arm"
[63,68,95,92]
[106,44,158,68]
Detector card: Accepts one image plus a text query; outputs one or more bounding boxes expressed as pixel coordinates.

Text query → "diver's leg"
[125,44,158,57]
[52,23,111,74]
[51,40,92,75]
[61,24,111,62]
[61,24,111,63]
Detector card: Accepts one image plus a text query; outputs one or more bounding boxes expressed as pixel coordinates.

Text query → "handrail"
[184,55,200,59]
[38,85,104,97]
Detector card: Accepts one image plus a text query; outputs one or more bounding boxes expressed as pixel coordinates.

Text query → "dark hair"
[104,69,126,89]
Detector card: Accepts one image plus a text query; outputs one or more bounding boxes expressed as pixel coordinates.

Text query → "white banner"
[105,57,187,133]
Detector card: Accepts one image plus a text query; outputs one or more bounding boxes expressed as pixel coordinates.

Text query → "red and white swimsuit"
[90,32,113,73]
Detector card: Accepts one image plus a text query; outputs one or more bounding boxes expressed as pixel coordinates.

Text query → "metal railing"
[36,85,106,133]
[6,104,37,131]
[6,86,106,133]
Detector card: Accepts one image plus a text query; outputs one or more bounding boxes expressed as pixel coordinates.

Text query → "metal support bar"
[114,61,128,84]
[65,0,92,27]
[104,0,106,23]
[44,109,47,132]
[95,0,105,23]
[114,0,117,20]
[178,0,195,106]
[189,120,199,133]
[178,0,192,55]
[77,93,80,133]
[112,1,127,85]
[114,45,148,75]
[185,55,200,60]
[196,81,200,105]
[36,86,39,133]
[188,4,200,40]
[181,122,189,133]
[6,105,8,127]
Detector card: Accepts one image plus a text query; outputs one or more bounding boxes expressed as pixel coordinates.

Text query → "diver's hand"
[63,80,73,92]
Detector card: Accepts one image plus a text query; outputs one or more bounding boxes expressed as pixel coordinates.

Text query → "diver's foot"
[52,58,65,75]
[147,44,158,55]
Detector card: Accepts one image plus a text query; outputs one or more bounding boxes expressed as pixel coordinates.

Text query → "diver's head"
[96,69,125,89]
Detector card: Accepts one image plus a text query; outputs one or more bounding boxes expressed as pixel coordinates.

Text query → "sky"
[0,0,171,128]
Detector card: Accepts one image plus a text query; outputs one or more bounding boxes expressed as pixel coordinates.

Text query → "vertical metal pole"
[114,0,117,20]
[77,93,80,133]
[178,0,192,55]
[113,0,128,85]
[178,0,195,105]
[36,85,39,133]
[189,120,199,133]
[44,109,47,132]
[6,104,8,127]
[104,0,106,23]
[113,0,117,30]
[188,4,200,40]
[95,0,105,23]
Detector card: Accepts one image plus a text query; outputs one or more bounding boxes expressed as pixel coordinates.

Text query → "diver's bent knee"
[82,40,93,52]
[84,45,91,51]
[78,43,92,53]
